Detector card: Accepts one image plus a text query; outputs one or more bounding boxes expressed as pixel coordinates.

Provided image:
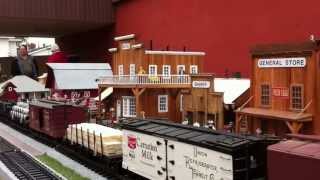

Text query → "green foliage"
[37,154,89,180]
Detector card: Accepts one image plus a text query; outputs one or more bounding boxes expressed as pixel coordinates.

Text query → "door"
[116,100,121,120]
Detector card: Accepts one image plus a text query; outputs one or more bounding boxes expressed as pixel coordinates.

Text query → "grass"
[37,154,90,180]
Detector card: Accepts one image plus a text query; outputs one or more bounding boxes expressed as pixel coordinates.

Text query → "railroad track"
[0,136,61,180]
[0,151,61,180]
[0,116,144,180]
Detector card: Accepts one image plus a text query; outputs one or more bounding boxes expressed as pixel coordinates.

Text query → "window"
[122,96,136,117]
[118,65,124,76]
[291,85,303,110]
[177,65,185,75]
[162,65,171,77]
[261,84,271,106]
[129,64,136,80]
[129,64,136,76]
[149,65,157,75]
[190,65,198,74]
[158,95,168,113]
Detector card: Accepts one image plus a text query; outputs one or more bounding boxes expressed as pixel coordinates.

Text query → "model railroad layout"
[0,137,62,180]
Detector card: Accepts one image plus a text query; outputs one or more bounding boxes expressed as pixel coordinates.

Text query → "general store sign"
[192,81,210,88]
[258,57,306,68]
[272,87,289,98]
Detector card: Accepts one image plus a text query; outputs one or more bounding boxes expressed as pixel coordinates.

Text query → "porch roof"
[236,107,313,122]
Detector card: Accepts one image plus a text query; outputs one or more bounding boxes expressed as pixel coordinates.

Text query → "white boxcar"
[167,140,233,180]
[122,129,166,180]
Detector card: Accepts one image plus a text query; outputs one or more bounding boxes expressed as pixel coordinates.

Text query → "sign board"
[121,43,131,50]
[192,81,211,89]
[258,57,306,68]
[122,130,166,180]
[272,87,289,98]
[167,140,233,180]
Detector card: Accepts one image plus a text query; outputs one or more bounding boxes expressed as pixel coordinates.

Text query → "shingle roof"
[0,75,49,93]
[47,63,112,90]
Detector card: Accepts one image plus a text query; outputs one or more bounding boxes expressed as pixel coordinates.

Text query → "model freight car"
[66,123,122,156]
[29,100,88,139]
[10,102,29,124]
[268,135,320,180]
[121,119,279,180]
[0,101,14,118]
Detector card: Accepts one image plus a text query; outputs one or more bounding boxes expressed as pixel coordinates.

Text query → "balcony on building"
[98,74,192,89]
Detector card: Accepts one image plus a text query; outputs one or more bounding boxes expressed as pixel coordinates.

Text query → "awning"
[95,87,113,101]
[236,107,312,122]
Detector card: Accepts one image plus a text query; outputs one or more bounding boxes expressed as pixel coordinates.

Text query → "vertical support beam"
[97,86,102,123]
[204,90,208,126]
[235,114,242,133]
[132,88,146,118]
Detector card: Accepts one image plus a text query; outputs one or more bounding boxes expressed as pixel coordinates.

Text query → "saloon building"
[98,34,225,128]
[236,41,320,135]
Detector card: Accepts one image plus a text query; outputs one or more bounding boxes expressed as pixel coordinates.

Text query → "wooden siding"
[248,51,319,134]
[111,39,204,76]
[0,0,113,36]
[0,0,112,22]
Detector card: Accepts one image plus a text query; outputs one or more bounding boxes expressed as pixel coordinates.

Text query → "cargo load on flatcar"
[66,123,122,156]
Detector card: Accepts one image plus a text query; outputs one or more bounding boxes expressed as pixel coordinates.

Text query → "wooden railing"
[99,74,191,85]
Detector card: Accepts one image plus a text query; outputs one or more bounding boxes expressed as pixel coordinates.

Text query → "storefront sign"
[258,57,306,68]
[272,87,289,98]
[192,81,210,88]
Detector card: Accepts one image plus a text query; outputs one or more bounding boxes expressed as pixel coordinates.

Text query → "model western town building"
[236,41,320,135]
[98,34,227,128]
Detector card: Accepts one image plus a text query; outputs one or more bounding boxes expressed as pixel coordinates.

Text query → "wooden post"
[100,133,104,157]
[75,124,78,145]
[93,130,96,155]
[97,86,102,123]
[132,88,146,118]
[87,129,90,150]
[286,121,304,134]
[204,90,208,126]
[81,127,84,147]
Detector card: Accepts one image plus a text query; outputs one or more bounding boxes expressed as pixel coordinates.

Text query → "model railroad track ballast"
[0,137,61,180]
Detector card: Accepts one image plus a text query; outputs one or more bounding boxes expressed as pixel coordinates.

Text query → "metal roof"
[0,75,50,93]
[47,63,112,90]
[214,78,250,104]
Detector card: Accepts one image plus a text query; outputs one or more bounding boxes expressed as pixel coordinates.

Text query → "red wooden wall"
[113,0,320,77]
[59,0,320,77]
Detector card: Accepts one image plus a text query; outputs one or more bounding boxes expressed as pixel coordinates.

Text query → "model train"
[0,100,314,180]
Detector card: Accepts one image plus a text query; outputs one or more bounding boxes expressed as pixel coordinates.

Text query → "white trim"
[129,64,136,76]
[118,65,124,76]
[149,65,157,75]
[177,65,185,74]
[145,50,205,56]
[190,65,198,74]
[132,44,143,49]
[114,34,135,41]
[162,65,171,77]
[158,95,168,113]
[122,96,136,117]
[108,48,118,53]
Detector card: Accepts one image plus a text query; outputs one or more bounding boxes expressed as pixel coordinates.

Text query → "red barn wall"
[59,0,320,77]
[113,0,320,77]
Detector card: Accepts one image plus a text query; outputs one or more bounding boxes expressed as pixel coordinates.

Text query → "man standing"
[11,45,38,79]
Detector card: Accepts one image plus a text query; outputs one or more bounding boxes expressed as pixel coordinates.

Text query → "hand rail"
[98,74,191,85]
